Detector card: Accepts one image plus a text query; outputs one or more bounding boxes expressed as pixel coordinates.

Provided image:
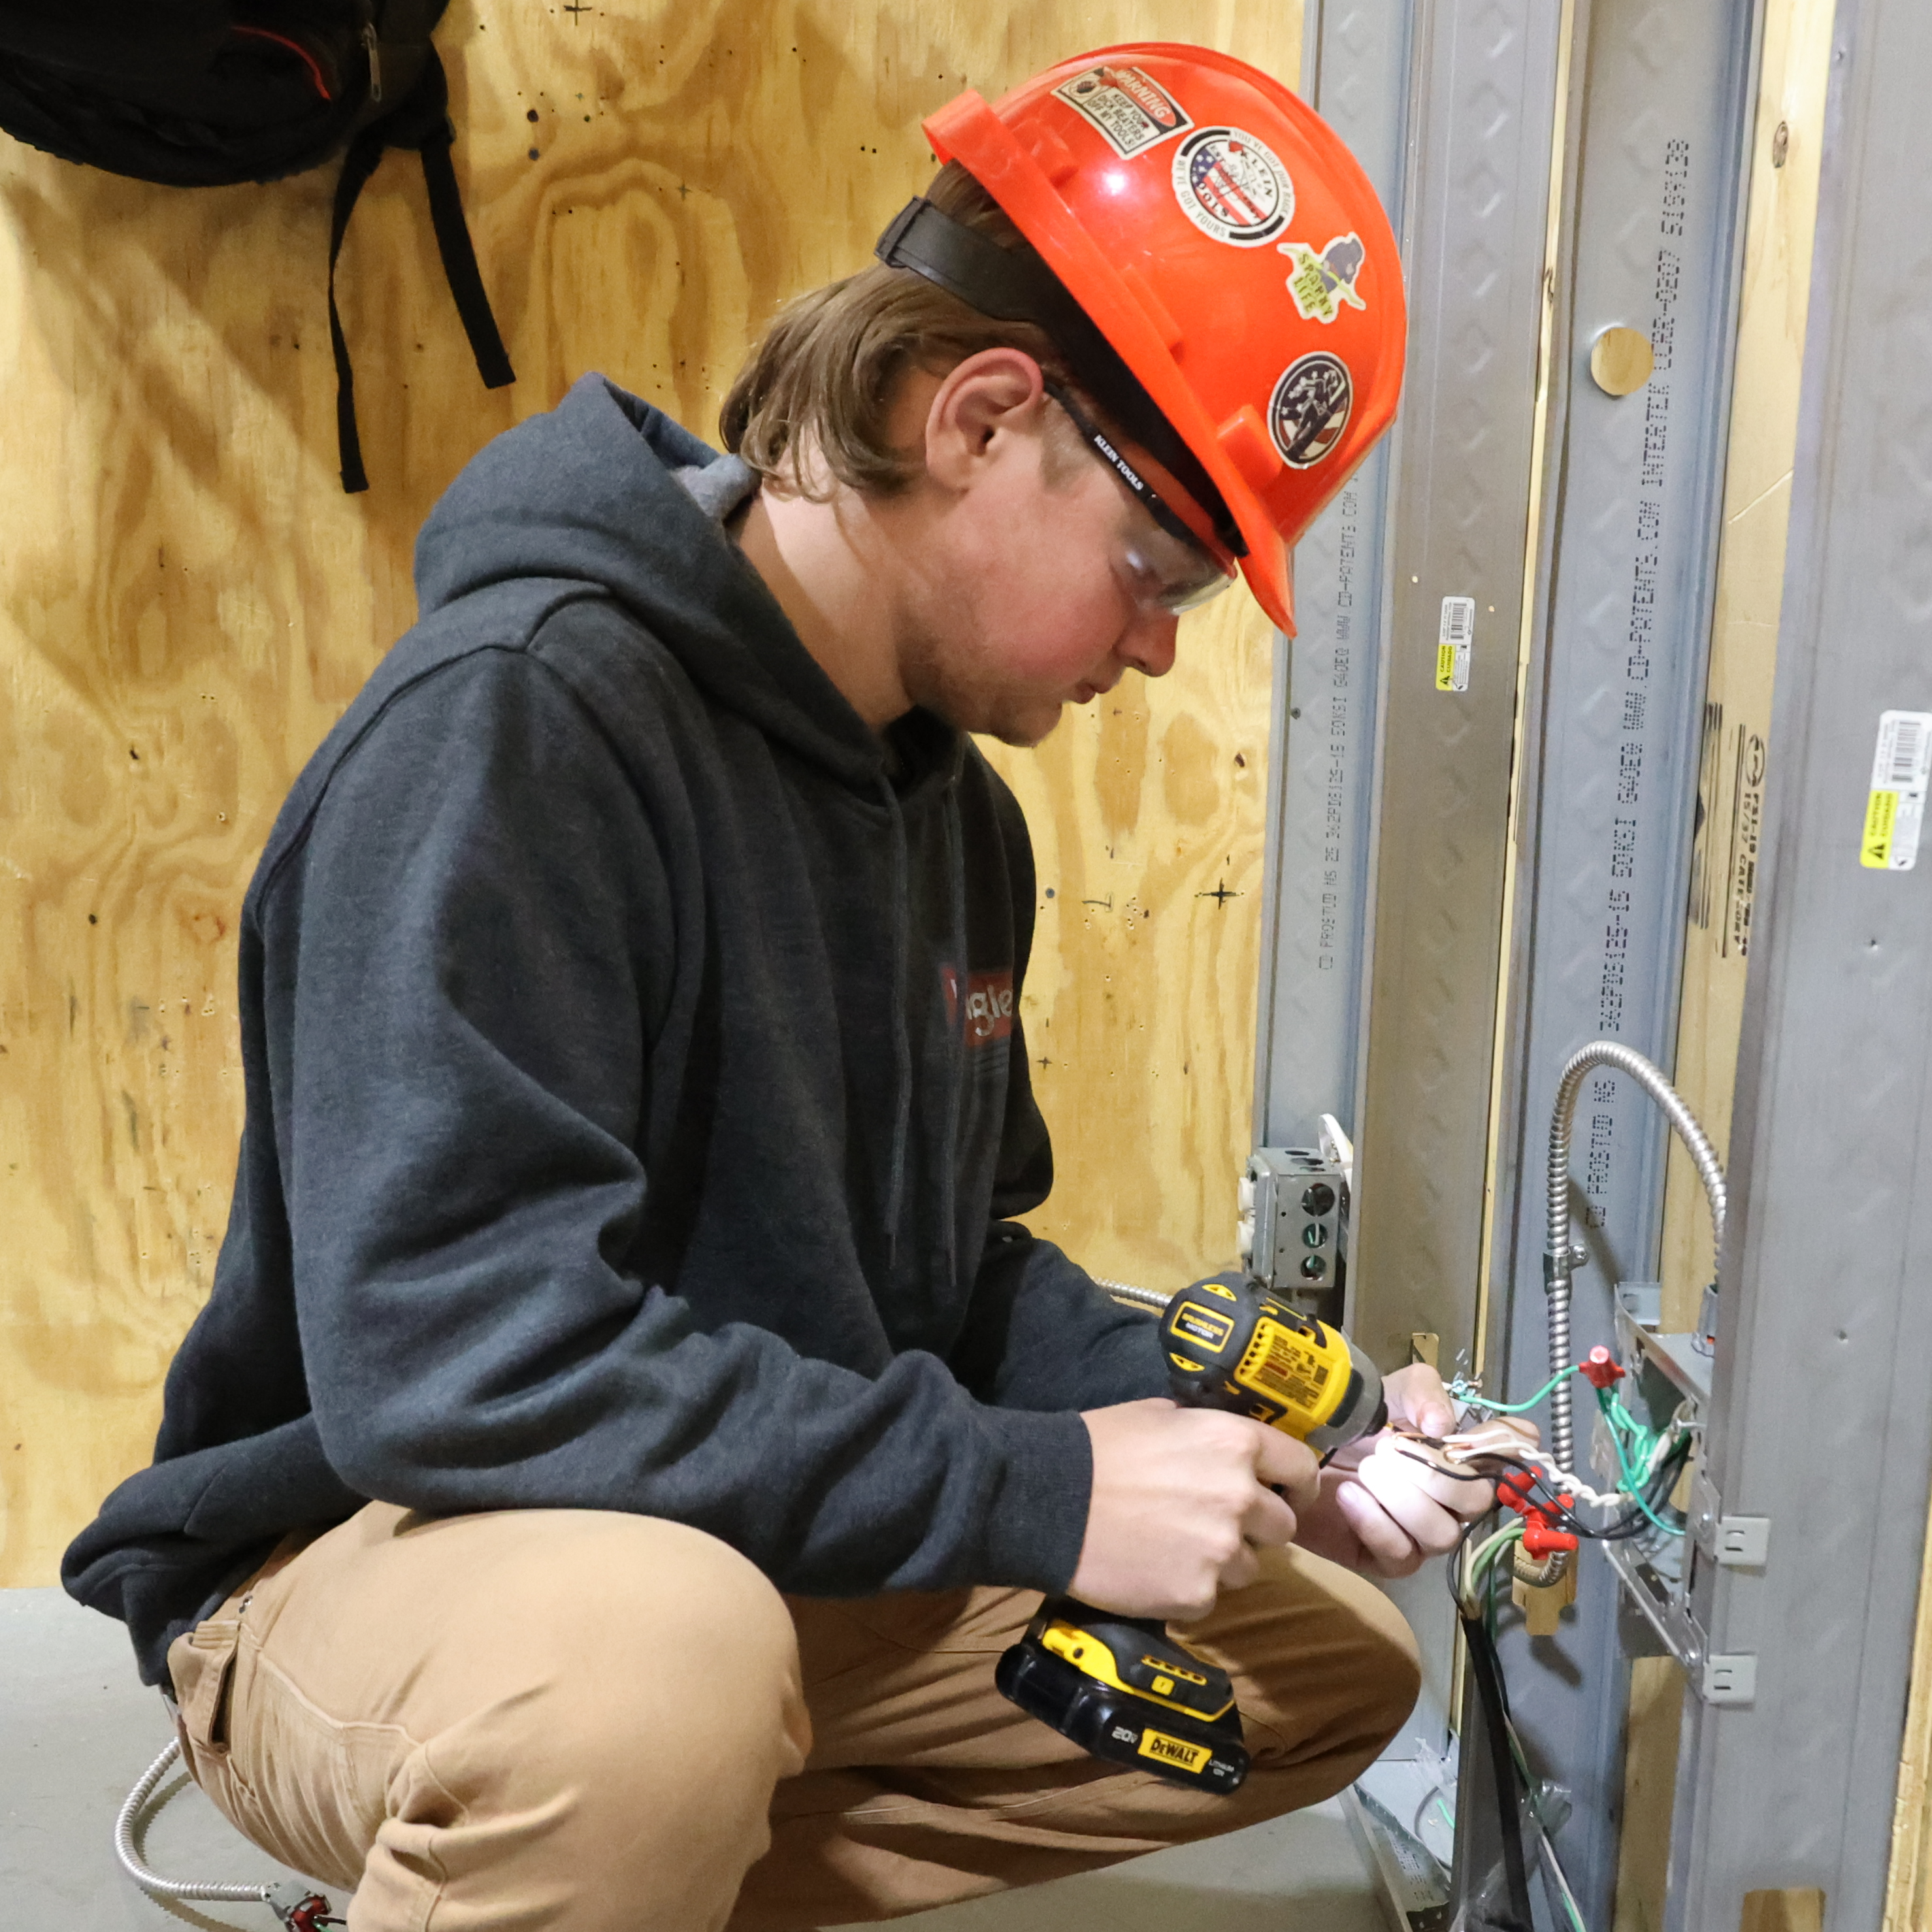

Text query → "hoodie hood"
[414,374,894,792]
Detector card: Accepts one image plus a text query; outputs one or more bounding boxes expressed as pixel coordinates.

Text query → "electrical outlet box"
[1239,1147,1348,1313]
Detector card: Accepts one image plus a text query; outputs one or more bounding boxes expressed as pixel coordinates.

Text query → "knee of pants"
[1329,1586,1423,1753]
[483,1514,806,1779]
[1201,1550,1423,1769]
[325,1515,813,1928]
[303,1507,815,1854]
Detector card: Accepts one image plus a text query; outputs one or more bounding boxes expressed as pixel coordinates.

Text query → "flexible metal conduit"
[116,1736,274,1905]
[1096,1276,1173,1312]
[1544,1041,1727,1478]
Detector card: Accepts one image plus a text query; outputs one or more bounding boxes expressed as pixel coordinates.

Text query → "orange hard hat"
[876,45,1406,635]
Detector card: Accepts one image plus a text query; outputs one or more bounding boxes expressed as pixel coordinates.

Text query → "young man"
[67,46,1499,1932]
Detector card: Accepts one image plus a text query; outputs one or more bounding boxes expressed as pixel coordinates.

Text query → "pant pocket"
[169,1614,243,1765]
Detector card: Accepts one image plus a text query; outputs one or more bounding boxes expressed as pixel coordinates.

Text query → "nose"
[1119,608,1180,679]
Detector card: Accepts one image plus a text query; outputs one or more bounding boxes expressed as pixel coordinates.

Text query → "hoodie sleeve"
[267,646,1090,1598]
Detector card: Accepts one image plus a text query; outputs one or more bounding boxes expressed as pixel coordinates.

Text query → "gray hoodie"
[63,374,1166,1685]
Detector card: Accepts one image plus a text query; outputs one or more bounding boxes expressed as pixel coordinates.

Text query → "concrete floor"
[1,1586,1387,1931]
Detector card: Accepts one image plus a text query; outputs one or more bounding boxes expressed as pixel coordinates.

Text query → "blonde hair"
[720,164,1077,499]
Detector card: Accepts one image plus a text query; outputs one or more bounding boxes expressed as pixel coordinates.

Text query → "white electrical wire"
[1441,1415,1694,1516]
[115,1736,276,1905]
[1538,1816,1592,1931]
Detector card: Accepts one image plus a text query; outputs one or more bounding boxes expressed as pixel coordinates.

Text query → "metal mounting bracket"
[1690,1468,1771,1567]
[1699,1654,1758,1707]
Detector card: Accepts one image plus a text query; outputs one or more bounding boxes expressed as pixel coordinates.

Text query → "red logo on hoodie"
[941,967,1015,1045]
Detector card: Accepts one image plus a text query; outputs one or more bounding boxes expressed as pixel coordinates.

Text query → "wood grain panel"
[983,591,1277,1294]
[0,1,1300,1584]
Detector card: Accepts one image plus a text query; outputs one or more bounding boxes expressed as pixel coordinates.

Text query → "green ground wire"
[1594,1386,1684,1537]
[1601,1388,1657,1466]
[1451,1364,1580,1415]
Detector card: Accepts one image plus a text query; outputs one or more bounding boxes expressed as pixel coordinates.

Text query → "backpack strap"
[327,44,512,493]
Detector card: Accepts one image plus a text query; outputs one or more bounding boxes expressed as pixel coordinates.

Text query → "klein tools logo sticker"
[941,967,1016,1045]
[1170,127,1293,245]
[1052,64,1192,157]
[1268,352,1352,469]
[1278,232,1367,323]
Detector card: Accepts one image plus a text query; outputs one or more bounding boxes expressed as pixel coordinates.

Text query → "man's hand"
[1292,1364,1533,1579]
[1070,1399,1321,1622]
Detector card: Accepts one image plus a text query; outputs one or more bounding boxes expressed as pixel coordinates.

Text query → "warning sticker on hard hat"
[1052,65,1192,157]
[1268,353,1352,469]
[1170,127,1293,245]
[1859,710,1932,870]
[1280,233,1367,323]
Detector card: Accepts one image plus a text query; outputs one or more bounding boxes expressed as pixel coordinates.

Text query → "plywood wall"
[0,0,1297,1588]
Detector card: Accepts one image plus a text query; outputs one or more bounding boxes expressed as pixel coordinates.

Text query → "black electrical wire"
[1426,1417,1695,1930]
[1461,1605,1537,1931]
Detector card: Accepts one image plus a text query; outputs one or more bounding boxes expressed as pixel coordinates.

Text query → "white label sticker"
[1435,597,1475,693]
[1860,709,1932,870]
[1051,65,1192,157]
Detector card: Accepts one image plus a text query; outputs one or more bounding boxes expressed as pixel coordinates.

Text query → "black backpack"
[0,0,514,491]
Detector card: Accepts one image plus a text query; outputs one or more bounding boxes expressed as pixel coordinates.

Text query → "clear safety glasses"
[1042,380,1236,616]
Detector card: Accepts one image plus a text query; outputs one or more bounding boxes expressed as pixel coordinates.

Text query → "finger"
[1216,1539,1262,1594]
[1352,1449,1468,1557]
[1239,1484,1299,1550]
[1373,1441,1493,1516]
[1252,1427,1322,1511]
[1321,1433,1376,1473]
[1385,1363,1456,1438]
[1333,1479,1424,1578]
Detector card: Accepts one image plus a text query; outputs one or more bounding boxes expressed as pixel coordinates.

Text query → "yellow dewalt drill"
[996,1275,1386,1793]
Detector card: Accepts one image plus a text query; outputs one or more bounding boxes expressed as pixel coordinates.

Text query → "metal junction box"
[1240,1147,1349,1317]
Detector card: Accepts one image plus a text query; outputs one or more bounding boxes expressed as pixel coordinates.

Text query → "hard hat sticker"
[1279,233,1367,323]
[1269,353,1353,468]
[1051,65,1193,158]
[1171,127,1294,246]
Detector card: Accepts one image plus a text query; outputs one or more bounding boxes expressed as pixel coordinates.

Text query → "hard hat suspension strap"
[875,197,1245,558]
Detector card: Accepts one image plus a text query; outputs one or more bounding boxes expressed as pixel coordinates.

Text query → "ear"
[921,348,1048,493]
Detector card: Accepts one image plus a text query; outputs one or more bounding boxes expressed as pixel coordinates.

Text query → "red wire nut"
[1579,1345,1626,1390]
[1496,1469,1579,1555]
[285,1897,344,1931]
[1522,1516,1580,1557]
[1496,1470,1539,1517]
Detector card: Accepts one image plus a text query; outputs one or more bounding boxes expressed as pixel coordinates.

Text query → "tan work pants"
[167,1502,1420,1932]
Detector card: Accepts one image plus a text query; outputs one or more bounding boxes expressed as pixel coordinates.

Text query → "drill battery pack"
[995,1602,1249,1793]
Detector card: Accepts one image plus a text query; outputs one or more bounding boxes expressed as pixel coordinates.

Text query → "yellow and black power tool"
[995,1275,1386,1793]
